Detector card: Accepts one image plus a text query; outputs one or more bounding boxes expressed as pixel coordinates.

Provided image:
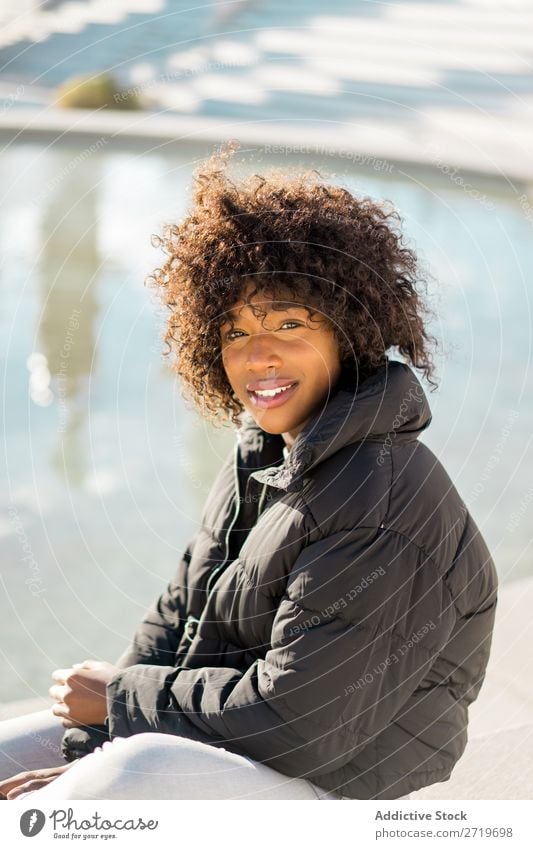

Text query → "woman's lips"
[247,381,299,409]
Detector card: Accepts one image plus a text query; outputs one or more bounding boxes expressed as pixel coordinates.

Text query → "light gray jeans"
[0,709,345,800]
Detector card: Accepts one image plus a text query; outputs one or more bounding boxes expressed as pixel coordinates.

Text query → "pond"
[1,140,531,702]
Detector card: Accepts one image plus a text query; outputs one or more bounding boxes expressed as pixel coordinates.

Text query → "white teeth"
[253,383,295,397]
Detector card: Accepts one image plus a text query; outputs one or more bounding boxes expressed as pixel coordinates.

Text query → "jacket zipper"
[183,441,242,643]
[257,481,268,515]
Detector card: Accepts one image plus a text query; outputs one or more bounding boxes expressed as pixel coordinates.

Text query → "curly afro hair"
[147,142,438,426]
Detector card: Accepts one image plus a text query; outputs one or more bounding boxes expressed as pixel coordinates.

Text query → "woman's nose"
[245,332,283,370]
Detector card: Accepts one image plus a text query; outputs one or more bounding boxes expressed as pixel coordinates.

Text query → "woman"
[0,147,498,800]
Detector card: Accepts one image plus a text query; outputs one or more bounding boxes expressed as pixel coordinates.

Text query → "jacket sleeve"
[104,527,457,779]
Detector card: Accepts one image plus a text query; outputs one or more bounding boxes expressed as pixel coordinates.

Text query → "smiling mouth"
[247,381,299,409]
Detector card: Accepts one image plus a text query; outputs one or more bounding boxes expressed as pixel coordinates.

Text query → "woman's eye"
[223,320,302,341]
[224,329,243,341]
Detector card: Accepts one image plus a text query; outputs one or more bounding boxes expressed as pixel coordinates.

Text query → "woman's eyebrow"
[224,302,304,320]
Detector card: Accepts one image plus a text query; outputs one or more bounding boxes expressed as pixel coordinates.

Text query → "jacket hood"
[237,359,432,492]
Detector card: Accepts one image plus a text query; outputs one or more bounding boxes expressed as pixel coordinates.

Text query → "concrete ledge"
[411,722,533,800]
[466,575,533,741]
[0,698,52,721]
[409,575,533,799]
[1,107,532,184]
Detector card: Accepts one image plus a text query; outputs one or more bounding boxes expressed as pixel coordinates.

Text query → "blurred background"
[1,0,532,707]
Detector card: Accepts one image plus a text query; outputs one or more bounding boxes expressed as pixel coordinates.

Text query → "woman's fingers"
[51,702,80,727]
[51,668,74,684]
[52,662,94,684]
[58,718,78,728]
[0,777,23,796]
[48,683,69,702]
[0,765,74,799]
[48,662,113,727]
[7,781,35,799]
[0,770,40,796]
[51,701,70,720]
[6,776,56,799]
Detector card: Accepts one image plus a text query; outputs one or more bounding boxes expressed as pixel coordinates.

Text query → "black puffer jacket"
[63,360,498,799]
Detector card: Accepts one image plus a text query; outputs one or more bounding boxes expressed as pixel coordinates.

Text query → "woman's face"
[220,285,342,447]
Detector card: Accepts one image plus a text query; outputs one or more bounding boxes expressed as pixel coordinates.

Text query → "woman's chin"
[245,408,295,435]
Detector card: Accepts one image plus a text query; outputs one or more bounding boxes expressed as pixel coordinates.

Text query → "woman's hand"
[0,763,74,799]
[49,660,120,727]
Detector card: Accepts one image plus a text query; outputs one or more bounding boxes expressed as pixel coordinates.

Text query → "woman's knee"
[85,734,165,780]
[0,711,65,780]
[33,733,328,800]
[52,733,207,799]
